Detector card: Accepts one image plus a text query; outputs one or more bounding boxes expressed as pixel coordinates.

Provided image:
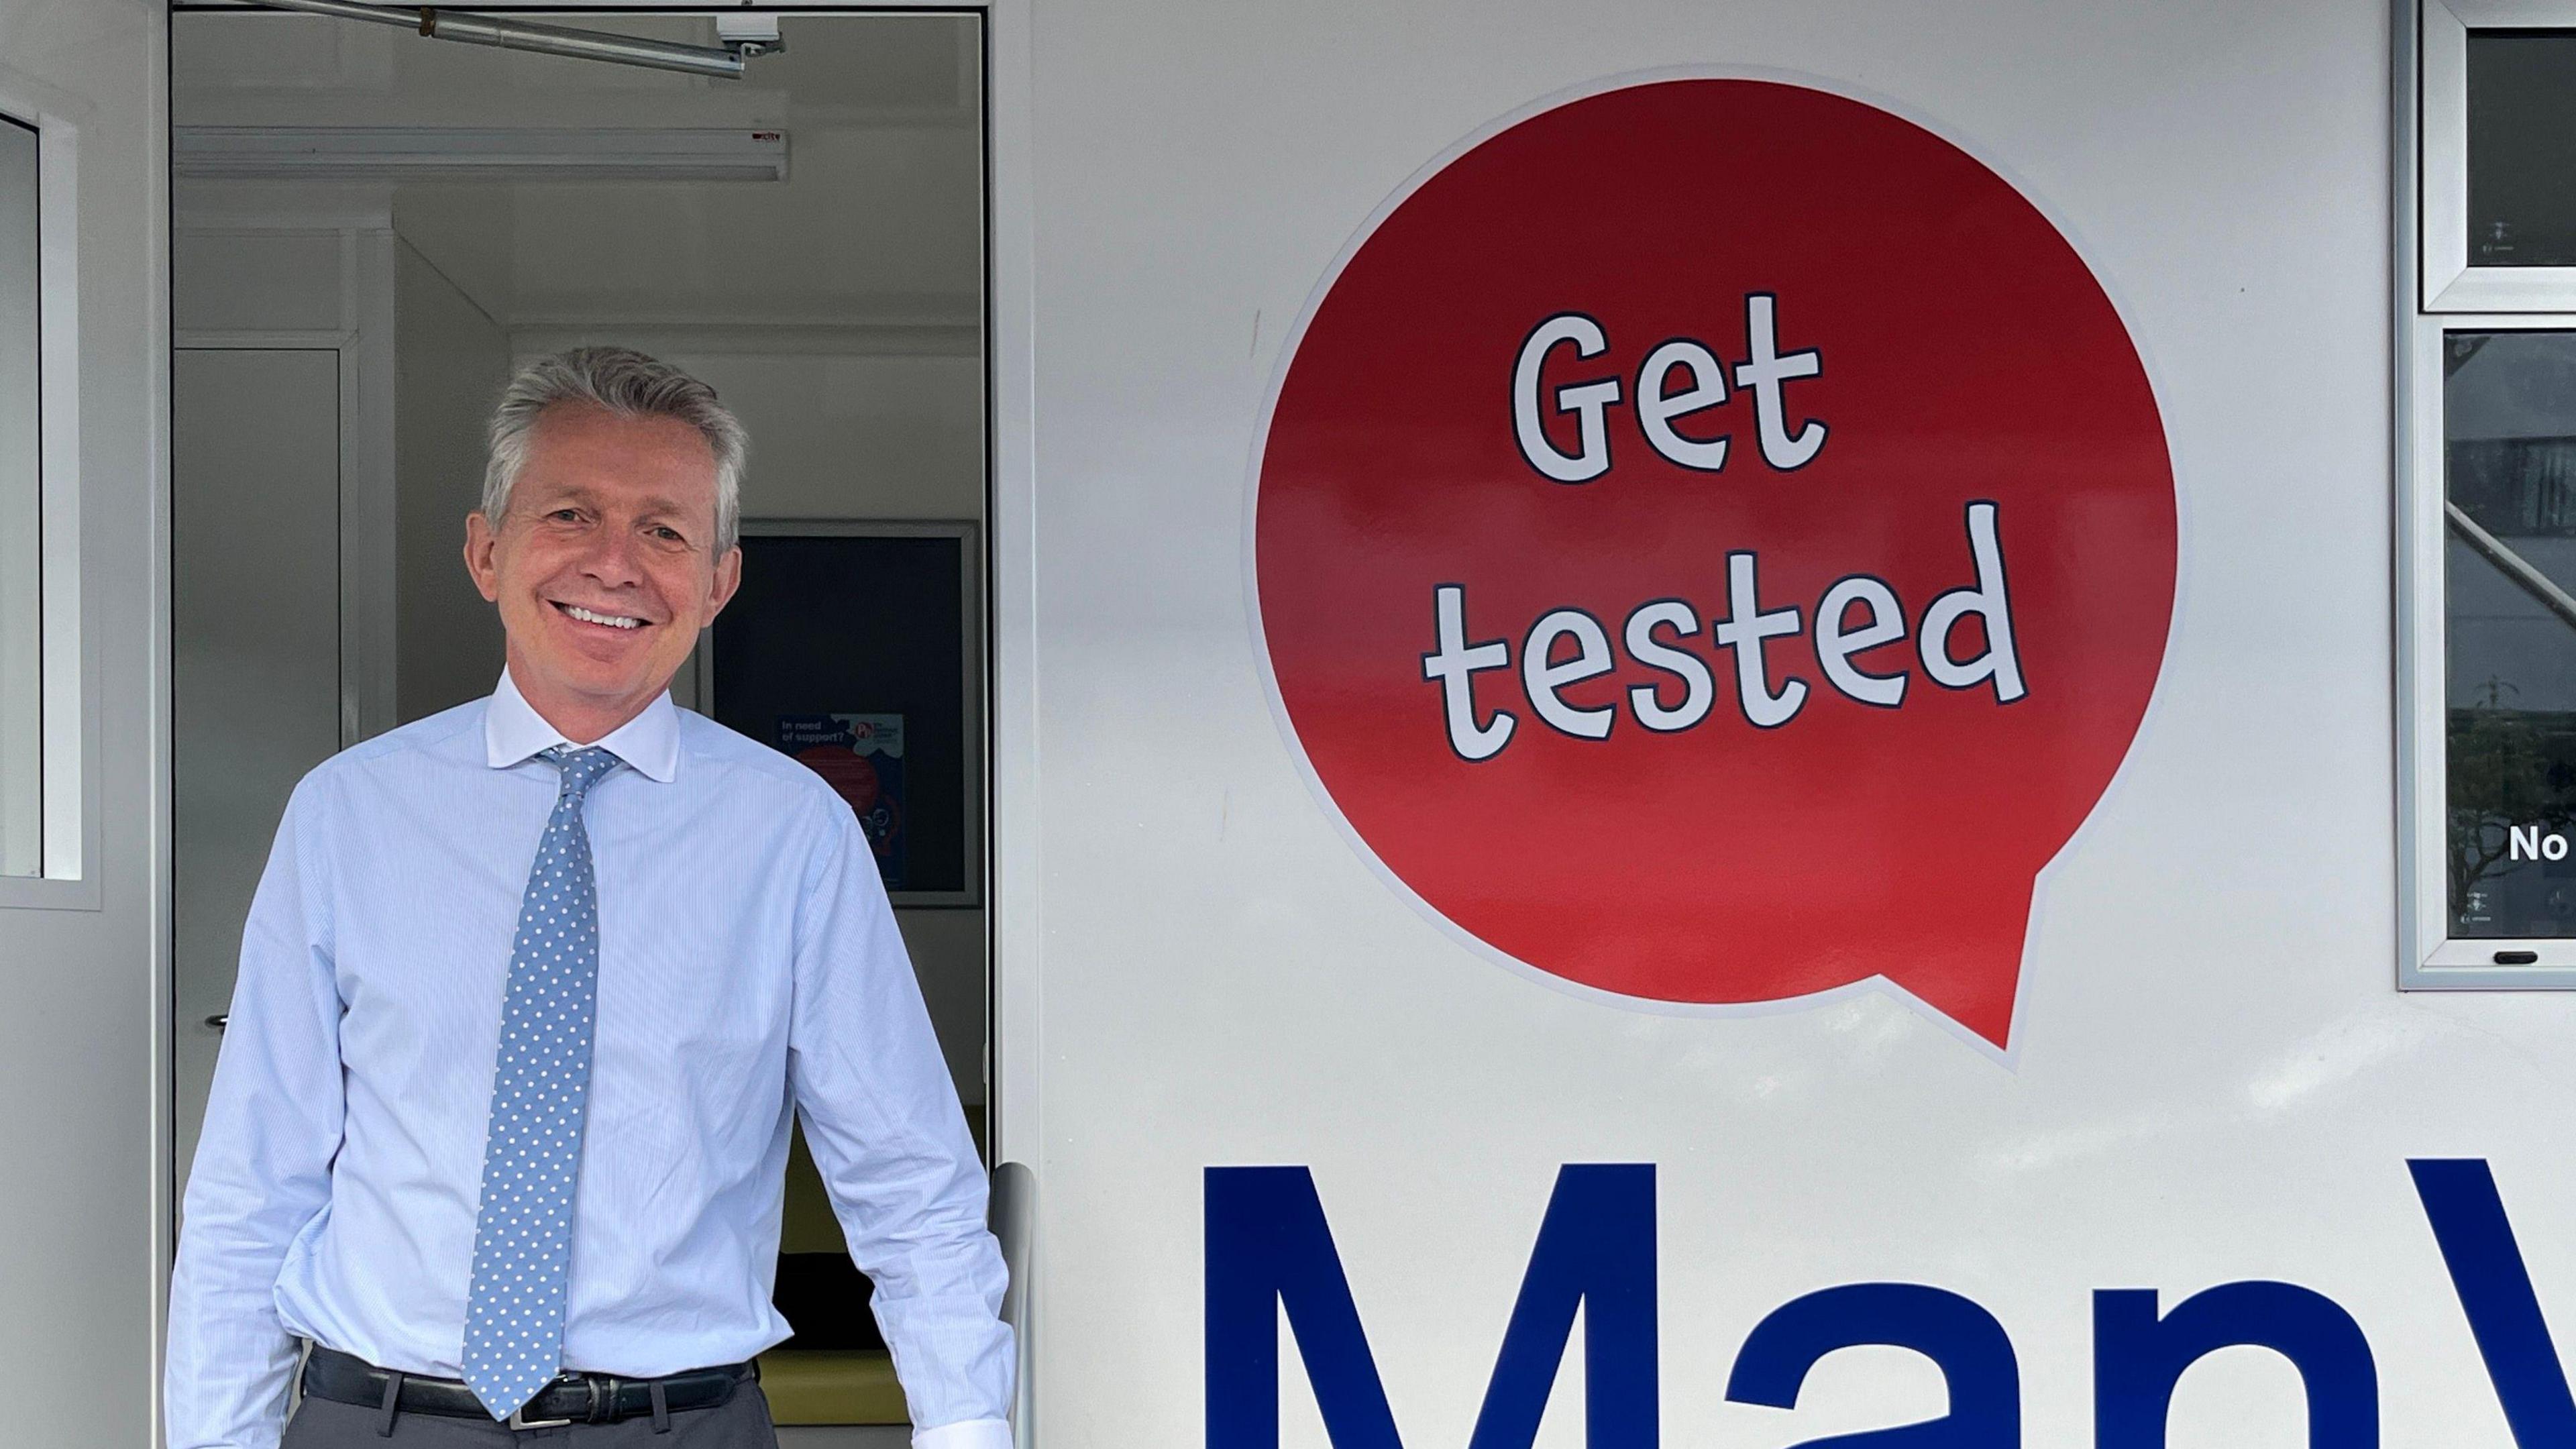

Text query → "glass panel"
[0,117,39,878]
[2468,32,2576,268]
[2445,331,2576,935]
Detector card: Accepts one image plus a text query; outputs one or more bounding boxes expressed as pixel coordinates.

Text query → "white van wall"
[0,6,165,1446]
[991,1,2537,1446]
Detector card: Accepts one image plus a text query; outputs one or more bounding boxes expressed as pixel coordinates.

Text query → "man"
[166,349,1012,1448]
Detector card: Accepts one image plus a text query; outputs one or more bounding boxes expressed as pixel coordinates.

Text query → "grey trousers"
[278,1383,780,1448]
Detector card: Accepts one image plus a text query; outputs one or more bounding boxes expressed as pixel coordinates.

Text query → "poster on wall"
[708,523,980,907]
[1250,76,2178,1055]
[776,712,908,890]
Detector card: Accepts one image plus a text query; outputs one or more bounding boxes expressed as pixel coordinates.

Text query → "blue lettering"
[2410,1158,2576,1445]
[1197,1161,2576,1448]
[2094,1283,2377,1448]
[1204,1163,1656,1449]
[1725,1283,2020,1447]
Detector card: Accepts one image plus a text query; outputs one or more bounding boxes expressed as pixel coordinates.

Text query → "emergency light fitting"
[239,0,773,80]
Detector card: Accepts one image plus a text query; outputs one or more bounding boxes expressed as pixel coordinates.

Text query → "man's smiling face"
[465,402,742,738]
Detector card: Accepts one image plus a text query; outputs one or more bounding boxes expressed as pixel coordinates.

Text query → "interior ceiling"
[172,10,983,333]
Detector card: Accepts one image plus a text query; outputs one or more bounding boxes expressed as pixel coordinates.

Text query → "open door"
[0,3,172,1448]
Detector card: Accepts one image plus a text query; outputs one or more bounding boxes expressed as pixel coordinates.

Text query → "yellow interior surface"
[757,1348,908,1425]
[768,1110,988,1425]
[780,1110,989,1253]
[780,1122,845,1254]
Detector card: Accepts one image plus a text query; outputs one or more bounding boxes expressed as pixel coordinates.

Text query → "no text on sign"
[1252,77,2178,1050]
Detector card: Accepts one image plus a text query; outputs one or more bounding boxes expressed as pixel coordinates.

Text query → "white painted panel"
[392,239,508,723]
[0,4,168,1445]
[895,908,991,1108]
[680,351,985,522]
[991,2,2544,1446]
[173,229,346,334]
[170,347,343,1189]
[502,123,982,328]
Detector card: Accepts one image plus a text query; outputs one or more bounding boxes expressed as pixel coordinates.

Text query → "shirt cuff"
[913,1418,1014,1449]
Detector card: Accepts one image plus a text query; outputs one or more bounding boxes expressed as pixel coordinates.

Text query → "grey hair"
[481,346,749,553]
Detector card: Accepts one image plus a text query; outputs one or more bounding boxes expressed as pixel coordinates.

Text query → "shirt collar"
[483,668,680,783]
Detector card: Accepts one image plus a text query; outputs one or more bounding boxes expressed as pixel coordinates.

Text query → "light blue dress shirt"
[166,674,1013,1449]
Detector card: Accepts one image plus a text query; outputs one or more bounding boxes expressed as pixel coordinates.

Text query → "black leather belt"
[301,1344,753,1432]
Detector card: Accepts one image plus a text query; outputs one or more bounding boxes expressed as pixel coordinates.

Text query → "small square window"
[2468,32,2576,268]
[2416,3,2576,312]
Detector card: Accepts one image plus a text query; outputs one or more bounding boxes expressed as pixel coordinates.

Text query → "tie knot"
[542,745,619,802]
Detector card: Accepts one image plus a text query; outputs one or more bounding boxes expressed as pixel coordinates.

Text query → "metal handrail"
[2447,500,2576,634]
[238,0,758,80]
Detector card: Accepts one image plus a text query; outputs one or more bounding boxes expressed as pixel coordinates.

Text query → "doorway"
[168,10,990,1443]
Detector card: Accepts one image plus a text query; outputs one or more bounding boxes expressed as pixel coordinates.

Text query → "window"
[0,95,89,906]
[2464,32,2576,268]
[2443,332,2576,941]
[2403,1,2576,981]
[0,115,38,879]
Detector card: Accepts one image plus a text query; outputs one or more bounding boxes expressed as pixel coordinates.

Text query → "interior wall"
[668,341,986,1103]
[172,347,345,1187]
[172,9,994,1107]
[654,342,987,1102]
[177,12,985,340]
[393,240,510,722]
[506,342,989,524]
[167,209,402,1210]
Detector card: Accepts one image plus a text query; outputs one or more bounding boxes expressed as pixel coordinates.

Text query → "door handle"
[204,1014,228,1032]
[990,1160,1034,1447]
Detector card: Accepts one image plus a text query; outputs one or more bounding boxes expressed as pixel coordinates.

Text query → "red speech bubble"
[1251,78,2174,1051]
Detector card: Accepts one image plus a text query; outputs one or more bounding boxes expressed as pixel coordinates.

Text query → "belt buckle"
[508,1375,584,1431]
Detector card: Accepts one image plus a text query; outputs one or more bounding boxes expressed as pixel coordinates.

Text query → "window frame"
[2398,0,2576,985]
[0,113,42,883]
[2418,0,2576,312]
[0,76,96,912]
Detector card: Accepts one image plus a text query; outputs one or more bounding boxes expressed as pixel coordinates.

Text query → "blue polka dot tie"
[461,745,620,1421]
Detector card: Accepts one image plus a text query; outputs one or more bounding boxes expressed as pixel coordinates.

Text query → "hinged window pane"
[2445,329,2576,936]
[0,116,40,879]
[2467,31,2576,267]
